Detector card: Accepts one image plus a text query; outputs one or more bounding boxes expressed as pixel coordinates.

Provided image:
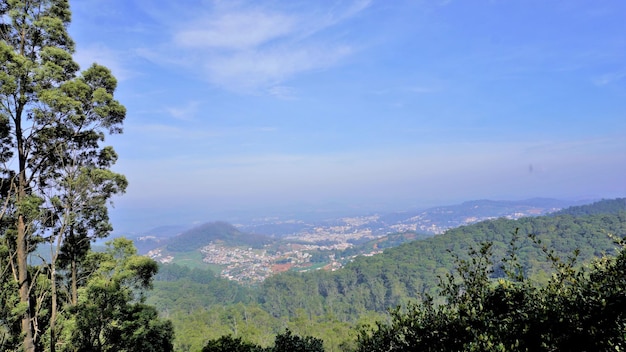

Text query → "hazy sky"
[68,0,626,231]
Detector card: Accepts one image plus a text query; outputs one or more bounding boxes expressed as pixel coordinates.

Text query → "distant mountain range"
[129,198,594,256]
[236,197,592,237]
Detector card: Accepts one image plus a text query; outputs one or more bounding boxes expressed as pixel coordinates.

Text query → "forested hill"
[256,199,626,320]
[166,221,274,252]
[551,197,625,216]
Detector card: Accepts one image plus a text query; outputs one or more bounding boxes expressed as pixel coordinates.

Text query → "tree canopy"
[0,1,171,351]
[147,200,626,351]
[356,236,626,351]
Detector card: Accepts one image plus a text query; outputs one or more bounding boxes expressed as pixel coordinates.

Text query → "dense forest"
[147,198,626,351]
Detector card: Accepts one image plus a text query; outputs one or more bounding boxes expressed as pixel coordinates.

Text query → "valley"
[135,198,587,283]
[145,198,626,351]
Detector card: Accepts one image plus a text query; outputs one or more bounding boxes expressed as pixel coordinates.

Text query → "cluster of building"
[198,223,384,283]
[282,225,377,245]
[146,248,173,263]
[200,243,318,284]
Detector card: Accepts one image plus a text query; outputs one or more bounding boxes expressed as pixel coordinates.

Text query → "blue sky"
[67,0,626,231]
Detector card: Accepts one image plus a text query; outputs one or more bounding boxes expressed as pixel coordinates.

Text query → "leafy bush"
[356,234,626,351]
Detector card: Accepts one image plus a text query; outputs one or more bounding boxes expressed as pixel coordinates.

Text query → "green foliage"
[64,238,173,352]
[552,198,625,217]
[168,304,364,352]
[356,237,626,351]
[147,263,252,316]
[340,231,430,258]
[202,335,264,352]
[1,1,130,350]
[202,330,324,352]
[0,279,21,350]
[271,329,324,352]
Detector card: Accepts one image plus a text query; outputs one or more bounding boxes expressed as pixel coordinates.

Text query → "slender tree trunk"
[16,103,35,351]
[17,214,35,352]
[50,260,57,352]
[50,233,64,352]
[69,226,79,305]
[71,259,78,305]
[50,220,69,352]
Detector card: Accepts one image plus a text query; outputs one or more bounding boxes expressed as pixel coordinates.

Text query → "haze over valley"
[64,0,625,234]
[129,197,595,284]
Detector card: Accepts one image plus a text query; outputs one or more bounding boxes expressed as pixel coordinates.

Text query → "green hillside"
[551,197,626,216]
[256,199,625,317]
[148,198,626,351]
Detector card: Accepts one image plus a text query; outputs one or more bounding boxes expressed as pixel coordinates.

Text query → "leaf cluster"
[356,237,626,351]
[202,329,324,352]
[63,238,172,352]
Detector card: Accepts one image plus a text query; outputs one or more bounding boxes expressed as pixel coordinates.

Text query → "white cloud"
[174,11,295,50]
[138,0,370,93]
[267,85,298,100]
[204,44,352,90]
[165,101,200,121]
[592,70,626,86]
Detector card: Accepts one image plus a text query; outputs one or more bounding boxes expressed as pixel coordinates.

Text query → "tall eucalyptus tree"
[0,1,126,350]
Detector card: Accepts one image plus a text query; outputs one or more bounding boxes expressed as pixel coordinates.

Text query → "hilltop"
[166,221,273,252]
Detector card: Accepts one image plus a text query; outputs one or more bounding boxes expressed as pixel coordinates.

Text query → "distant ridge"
[551,198,625,217]
[166,221,273,252]
[374,197,587,235]
[459,197,587,208]
[131,198,597,254]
